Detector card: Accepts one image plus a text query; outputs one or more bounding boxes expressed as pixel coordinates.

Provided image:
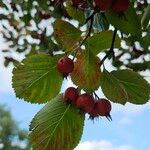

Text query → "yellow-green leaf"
[29,94,85,150]
[12,54,63,104]
[53,19,82,51]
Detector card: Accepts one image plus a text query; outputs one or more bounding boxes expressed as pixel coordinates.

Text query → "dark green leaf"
[101,69,150,105]
[101,70,128,105]
[112,70,150,104]
[105,4,142,36]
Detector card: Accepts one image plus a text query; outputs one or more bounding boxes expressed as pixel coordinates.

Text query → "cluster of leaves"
[0,0,150,150]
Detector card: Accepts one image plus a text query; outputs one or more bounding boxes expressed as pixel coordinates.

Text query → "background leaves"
[105,4,142,37]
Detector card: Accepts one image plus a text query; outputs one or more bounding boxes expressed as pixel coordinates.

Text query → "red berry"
[57,56,74,75]
[64,87,79,104]
[76,94,95,113]
[94,0,112,11]
[89,99,112,117]
[72,0,87,10]
[111,0,129,13]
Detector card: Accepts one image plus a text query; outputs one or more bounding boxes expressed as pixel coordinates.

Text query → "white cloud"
[118,117,132,125]
[112,102,150,116]
[74,141,133,150]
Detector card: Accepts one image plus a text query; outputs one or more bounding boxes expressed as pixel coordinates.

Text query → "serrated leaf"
[111,70,150,104]
[71,51,101,93]
[105,4,142,36]
[101,69,150,105]
[12,54,63,104]
[53,19,82,51]
[66,0,85,24]
[29,94,85,150]
[85,31,121,55]
[100,70,128,104]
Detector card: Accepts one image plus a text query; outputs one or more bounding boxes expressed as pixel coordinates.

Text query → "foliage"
[0,0,150,150]
[0,104,30,150]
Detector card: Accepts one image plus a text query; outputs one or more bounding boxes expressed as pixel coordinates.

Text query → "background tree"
[0,104,31,150]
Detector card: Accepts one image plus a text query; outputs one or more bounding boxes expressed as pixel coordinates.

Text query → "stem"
[73,12,95,61]
[100,29,117,66]
[94,92,99,99]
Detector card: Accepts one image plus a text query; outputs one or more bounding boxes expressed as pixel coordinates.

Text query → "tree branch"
[100,29,117,66]
[73,12,95,60]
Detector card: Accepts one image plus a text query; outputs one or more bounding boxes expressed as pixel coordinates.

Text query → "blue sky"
[0,39,150,150]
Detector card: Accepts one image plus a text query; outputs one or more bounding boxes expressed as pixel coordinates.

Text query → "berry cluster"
[57,56,111,120]
[64,87,112,120]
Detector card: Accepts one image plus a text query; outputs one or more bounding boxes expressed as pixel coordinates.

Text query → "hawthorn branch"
[73,12,96,60]
[100,29,117,66]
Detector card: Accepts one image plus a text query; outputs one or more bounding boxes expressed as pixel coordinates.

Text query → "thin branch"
[100,29,117,66]
[73,12,96,61]
[94,92,99,99]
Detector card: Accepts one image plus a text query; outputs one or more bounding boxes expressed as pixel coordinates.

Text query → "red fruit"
[89,99,112,117]
[64,87,79,104]
[57,56,74,75]
[111,0,129,13]
[76,94,95,113]
[94,0,112,11]
[72,0,87,10]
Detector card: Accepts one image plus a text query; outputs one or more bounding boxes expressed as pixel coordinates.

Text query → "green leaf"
[111,70,150,104]
[66,0,85,24]
[100,70,128,105]
[85,31,121,55]
[71,51,101,93]
[105,4,142,36]
[141,4,150,29]
[29,94,85,150]
[140,32,150,50]
[12,54,63,104]
[101,69,150,105]
[53,19,82,51]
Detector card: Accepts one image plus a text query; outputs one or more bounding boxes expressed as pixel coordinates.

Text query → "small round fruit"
[57,56,74,75]
[111,0,129,13]
[89,99,112,117]
[76,94,95,113]
[72,0,87,10]
[64,87,79,104]
[94,0,112,11]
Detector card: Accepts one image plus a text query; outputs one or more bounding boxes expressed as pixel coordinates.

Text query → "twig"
[73,12,95,61]
[100,29,117,66]
[94,92,99,99]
